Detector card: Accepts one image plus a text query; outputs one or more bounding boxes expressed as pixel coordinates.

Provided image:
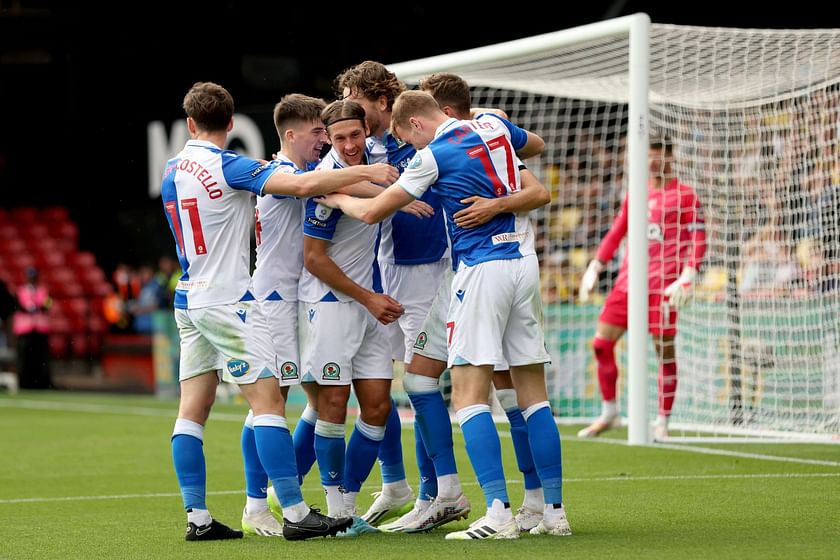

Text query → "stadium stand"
[0,207,109,362]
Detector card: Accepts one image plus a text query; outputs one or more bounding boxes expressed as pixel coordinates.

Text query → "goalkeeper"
[577,135,706,440]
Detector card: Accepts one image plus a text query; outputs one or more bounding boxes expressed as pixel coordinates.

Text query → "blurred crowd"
[104,257,179,334]
[534,86,840,305]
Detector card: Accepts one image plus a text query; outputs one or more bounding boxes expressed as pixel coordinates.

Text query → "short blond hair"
[391,90,442,131]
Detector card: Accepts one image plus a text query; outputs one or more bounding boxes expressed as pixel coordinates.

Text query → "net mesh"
[397,23,840,440]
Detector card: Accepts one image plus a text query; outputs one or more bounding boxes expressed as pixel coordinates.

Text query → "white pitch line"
[4,398,839,467]
[0,398,244,422]
[1,472,838,505]
[573,435,840,467]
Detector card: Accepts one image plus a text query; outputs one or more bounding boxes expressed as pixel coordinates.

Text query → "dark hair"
[335,60,405,110]
[182,82,234,132]
[273,93,327,141]
[321,100,367,130]
[419,72,471,117]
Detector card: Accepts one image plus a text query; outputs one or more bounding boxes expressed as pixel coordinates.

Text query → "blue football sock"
[314,420,346,489]
[171,418,206,511]
[241,417,268,498]
[292,407,317,485]
[457,405,508,507]
[408,389,458,477]
[344,419,385,493]
[378,400,406,483]
[505,407,541,490]
[524,402,563,505]
[414,422,438,500]
[253,415,303,507]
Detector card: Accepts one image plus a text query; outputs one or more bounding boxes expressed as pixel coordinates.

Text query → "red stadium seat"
[42,207,71,224]
[71,251,97,271]
[0,224,18,240]
[11,207,39,224]
[0,238,27,254]
[18,223,50,241]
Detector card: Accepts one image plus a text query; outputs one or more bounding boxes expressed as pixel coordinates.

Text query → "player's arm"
[664,188,707,308]
[471,107,509,119]
[454,165,550,228]
[579,194,629,302]
[262,163,398,198]
[336,181,434,218]
[303,236,404,325]
[316,183,417,225]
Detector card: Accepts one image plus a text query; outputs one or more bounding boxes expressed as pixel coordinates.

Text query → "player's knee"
[359,396,391,425]
[592,336,616,358]
[403,372,440,394]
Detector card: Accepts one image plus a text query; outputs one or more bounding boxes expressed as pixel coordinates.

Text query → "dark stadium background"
[0,0,827,273]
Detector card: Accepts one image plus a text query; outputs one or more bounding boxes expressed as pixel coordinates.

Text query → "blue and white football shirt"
[252,153,305,303]
[160,139,278,309]
[396,115,535,267]
[297,146,382,303]
[373,131,449,265]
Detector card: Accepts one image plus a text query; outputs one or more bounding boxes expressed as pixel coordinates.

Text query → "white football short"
[298,300,393,385]
[174,300,278,384]
[447,255,550,369]
[380,259,449,363]
[412,267,511,371]
[261,299,301,386]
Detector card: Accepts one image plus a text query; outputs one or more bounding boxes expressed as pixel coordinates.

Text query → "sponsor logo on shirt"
[315,204,333,220]
[251,161,273,177]
[227,359,251,378]
[176,279,209,290]
[491,231,528,245]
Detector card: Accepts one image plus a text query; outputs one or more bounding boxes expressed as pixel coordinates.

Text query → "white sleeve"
[397,148,439,199]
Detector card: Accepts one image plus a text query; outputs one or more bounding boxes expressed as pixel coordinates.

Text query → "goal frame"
[388,13,654,445]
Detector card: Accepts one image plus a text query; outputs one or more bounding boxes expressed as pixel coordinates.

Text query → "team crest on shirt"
[227,359,250,378]
[413,331,428,350]
[407,154,422,169]
[322,362,340,380]
[280,361,299,380]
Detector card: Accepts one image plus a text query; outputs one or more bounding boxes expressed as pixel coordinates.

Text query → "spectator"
[13,267,52,389]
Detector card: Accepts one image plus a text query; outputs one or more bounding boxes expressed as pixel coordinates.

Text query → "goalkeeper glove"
[579,259,604,303]
[663,266,697,309]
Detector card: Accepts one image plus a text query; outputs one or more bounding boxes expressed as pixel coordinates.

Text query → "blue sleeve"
[484,114,529,152]
[219,150,276,195]
[303,198,341,241]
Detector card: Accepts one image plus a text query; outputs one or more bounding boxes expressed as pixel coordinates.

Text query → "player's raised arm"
[516,130,545,160]
[261,162,398,198]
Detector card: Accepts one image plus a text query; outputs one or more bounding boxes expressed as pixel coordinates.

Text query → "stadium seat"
[0,224,18,240]
[71,251,97,271]
[42,207,71,224]
[17,223,50,241]
[0,238,27,255]
[11,207,39,224]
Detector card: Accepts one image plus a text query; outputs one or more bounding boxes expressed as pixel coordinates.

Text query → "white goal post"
[388,14,840,444]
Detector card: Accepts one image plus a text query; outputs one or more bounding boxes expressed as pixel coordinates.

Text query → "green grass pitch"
[1,391,838,559]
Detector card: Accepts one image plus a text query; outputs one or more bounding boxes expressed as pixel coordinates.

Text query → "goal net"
[389,16,840,442]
